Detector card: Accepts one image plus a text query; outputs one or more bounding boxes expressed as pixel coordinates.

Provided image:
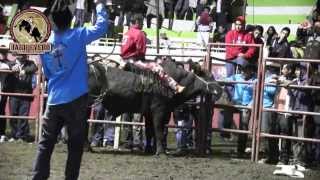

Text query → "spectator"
[269,27,292,58]
[304,21,320,73]
[123,113,144,151]
[214,0,232,30]
[223,65,256,157]
[31,1,108,179]
[196,6,213,47]
[146,0,165,29]
[164,0,176,30]
[212,25,227,43]
[272,64,296,165]
[175,0,193,20]
[264,26,278,47]
[225,16,256,77]
[258,62,280,164]
[0,51,10,143]
[289,64,314,167]
[74,0,87,27]
[296,20,312,47]
[0,6,7,34]
[310,71,320,164]
[7,54,37,142]
[251,25,264,62]
[91,103,115,147]
[160,32,171,53]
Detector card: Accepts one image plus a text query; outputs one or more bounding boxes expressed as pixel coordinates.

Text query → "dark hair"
[130,13,144,25]
[267,26,276,35]
[245,24,255,32]
[50,0,72,30]
[255,25,264,34]
[281,27,291,36]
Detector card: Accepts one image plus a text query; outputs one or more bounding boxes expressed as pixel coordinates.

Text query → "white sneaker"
[8,138,16,143]
[0,135,7,143]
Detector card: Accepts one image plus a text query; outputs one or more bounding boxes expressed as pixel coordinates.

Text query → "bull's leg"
[152,110,167,155]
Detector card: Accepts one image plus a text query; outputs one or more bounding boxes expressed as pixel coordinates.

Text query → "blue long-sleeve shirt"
[263,72,278,108]
[226,74,256,106]
[41,4,108,105]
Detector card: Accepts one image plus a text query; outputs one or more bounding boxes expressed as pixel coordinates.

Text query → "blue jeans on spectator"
[225,56,249,77]
[123,113,143,148]
[174,108,193,149]
[91,103,115,145]
[9,96,31,140]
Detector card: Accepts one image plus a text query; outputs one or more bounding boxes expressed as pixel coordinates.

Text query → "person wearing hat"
[225,16,256,77]
[31,0,108,179]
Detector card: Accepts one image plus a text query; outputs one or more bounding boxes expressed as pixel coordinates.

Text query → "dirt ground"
[1,134,320,180]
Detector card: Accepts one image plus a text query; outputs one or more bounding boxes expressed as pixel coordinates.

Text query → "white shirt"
[76,0,85,10]
[217,0,222,13]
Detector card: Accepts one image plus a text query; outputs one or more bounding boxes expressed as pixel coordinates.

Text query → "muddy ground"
[1,133,320,180]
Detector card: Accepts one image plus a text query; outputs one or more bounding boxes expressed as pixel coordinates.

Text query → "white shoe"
[8,138,16,142]
[0,135,7,143]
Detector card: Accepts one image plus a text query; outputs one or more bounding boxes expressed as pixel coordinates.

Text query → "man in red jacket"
[120,14,184,93]
[225,16,256,77]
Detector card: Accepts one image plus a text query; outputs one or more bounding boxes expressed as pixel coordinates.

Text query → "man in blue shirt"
[32,0,108,179]
[219,64,256,157]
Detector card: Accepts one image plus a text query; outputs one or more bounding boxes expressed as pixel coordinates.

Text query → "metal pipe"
[156,0,160,54]
[88,119,145,126]
[266,57,320,63]
[264,83,320,90]
[0,92,35,97]
[264,108,320,116]
[254,44,266,162]
[0,115,37,120]
[261,133,320,143]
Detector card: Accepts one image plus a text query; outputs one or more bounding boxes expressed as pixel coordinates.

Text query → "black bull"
[88,60,223,154]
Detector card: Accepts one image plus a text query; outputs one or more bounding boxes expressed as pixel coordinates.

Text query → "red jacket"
[121,25,147,60]
[225,29,256,60]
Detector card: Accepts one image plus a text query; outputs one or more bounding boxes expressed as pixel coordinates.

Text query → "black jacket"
[5,59,38,96]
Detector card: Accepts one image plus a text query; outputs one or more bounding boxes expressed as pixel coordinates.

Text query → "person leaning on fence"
[288,64,314,167]
[6,54,37,143]
[119,13,185,94]
[224,16,256,77]
[269,64,296,165]
[31,0,108,179]
[219,64,256,157]
[258,62,281,164]
[310,71,320,164]
[0,51,10,143]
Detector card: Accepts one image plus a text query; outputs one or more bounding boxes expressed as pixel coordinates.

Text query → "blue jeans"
[9,97,31,139]
[225,56,249,77]
[91,103,115,144]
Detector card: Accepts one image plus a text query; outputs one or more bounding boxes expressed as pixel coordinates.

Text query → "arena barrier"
[0,54,42,142]
[254,57,320,162]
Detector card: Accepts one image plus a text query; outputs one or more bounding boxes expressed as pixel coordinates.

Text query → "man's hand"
[94,0,106,4]
[238,53,245,57]
[12,64,20,72]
